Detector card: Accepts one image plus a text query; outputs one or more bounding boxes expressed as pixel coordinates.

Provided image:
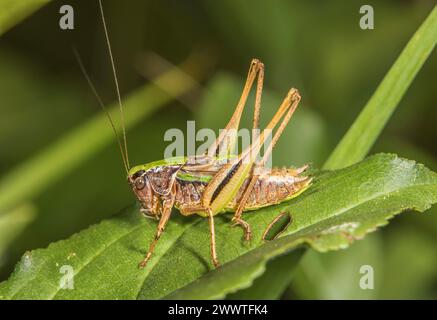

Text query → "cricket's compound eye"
[135,177,146,190]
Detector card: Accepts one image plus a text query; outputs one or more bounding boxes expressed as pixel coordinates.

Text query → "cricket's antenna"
[98,0,130,170]
[72,47,130,174]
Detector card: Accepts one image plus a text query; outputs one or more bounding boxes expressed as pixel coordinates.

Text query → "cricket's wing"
[178,156,223,182]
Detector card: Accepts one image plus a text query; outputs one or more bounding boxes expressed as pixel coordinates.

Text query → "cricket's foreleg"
[138,198,173,269]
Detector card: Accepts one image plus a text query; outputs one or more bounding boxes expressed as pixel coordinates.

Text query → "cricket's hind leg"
[230,88,302,242]
[207,58,264,157]
[230,176,258,241]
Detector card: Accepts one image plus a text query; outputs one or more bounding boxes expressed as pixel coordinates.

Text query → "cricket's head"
[127,168,159,217]
[128,161,182,217]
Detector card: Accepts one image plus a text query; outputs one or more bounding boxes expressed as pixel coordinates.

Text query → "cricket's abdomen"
[174,180,207,209]
[173,166,311,215]
[228,167,311,211]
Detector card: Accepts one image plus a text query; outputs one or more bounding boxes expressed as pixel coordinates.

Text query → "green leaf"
[225,249,305,300]
[0,67,198,213]
[324,5,437,170]
[0,0,51,36]
[0,154,435,300]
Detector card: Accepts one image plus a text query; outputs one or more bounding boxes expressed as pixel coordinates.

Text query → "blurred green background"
[0,0,436,299]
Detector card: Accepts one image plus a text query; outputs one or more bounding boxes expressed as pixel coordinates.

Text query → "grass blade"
[324,5,437,170]
[0,0,51,36]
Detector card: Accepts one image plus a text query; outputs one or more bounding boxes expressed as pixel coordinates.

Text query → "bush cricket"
[127,68,312,269]
[80,0,312,269]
